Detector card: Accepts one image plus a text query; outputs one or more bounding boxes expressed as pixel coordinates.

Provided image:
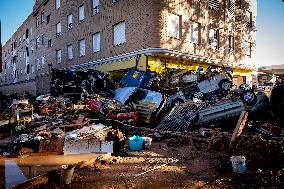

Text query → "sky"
[0,0,283,67]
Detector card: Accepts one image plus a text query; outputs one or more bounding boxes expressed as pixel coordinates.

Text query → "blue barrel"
[129,135,144,151]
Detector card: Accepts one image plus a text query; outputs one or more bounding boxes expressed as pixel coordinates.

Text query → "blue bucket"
[129,135,144,151]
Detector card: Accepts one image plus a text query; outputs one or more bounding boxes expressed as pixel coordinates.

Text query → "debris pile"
[0,66,282,188]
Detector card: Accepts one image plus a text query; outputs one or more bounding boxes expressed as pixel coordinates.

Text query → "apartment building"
[0,0,257,95]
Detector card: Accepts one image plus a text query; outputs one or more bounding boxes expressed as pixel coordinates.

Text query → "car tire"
[219,79,232,91]
[193,92,204,100]
[241,90,257,106]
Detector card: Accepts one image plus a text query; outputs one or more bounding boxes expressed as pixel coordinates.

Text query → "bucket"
[230,156,246,173]
[129,135,144,151]
[142,137,152,148]
[62,167,75,184]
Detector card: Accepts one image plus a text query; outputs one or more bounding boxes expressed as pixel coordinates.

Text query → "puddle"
[0,153,104,188]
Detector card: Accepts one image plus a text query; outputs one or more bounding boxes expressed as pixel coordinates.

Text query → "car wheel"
[193,92,204,99]
[241,91,257,106]
[239,83,251,91]
[219,80,232,91]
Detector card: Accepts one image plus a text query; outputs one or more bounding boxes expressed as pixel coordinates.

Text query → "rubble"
[0,66,282,188]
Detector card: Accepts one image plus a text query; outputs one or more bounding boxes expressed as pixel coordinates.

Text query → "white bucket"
[143,137,152,147]
[230,156,246,173]
[62,167,75,184]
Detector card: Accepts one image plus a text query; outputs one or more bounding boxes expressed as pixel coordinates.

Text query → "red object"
[85,98,102,112]
[107,112,139,125]
[261,124,282,134]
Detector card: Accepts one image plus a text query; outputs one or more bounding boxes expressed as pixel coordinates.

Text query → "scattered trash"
[61,165,75,184]
[230,156,246,173]
[129,135,144,151]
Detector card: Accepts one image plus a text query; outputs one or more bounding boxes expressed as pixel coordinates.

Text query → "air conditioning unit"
[56,32,61,38]
[79,19,85,24]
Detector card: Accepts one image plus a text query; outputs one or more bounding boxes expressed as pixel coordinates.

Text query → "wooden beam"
[229,111,248,151]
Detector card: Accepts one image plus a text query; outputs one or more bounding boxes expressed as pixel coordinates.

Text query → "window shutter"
[114,22,126,46]
[93,33,101,52]
[79,40,86,56]
[79,5,85,22]
[208,0,220,11]
[228,0,235,16]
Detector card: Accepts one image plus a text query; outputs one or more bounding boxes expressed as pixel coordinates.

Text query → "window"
[245,11,253,28]
[41,34,44,46]
[56,22,62,37]
[37,59,41,70]
[208,0,220,11]
[36,16,40,27]
[67,14,73,30]
[42,56,45,69]
[191,23,200,44]
[56,0,61,9]
[113,22,126,46]
[228,0,235,16]
[47,14,51,24]
[244,41,252,57]
[229,35,235,53]
[41,11,45,23]
[26,47,29,57]
[168,13,181,39]
[67,45,73,60]
[79,5,85,23]
[31,65,35,74]
[79,39,86,57]
[36,37,41,48]
[208,28,219,49]
[93,32,101,52]
[56,49,62,63]
[48,64,52,73]
[92,0,100,15]
[48,39,52,47]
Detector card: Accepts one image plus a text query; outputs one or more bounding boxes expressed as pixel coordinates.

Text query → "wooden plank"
[229,111,248,150]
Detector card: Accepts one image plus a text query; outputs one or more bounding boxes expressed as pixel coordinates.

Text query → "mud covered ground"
[22,129,284,189]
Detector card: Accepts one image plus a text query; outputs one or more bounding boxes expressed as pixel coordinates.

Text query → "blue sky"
[0,0,283,67]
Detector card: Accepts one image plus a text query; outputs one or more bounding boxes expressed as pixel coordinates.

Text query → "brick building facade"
[0,0,257,95]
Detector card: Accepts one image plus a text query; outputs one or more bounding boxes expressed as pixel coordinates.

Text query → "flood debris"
[1,66,283,188]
